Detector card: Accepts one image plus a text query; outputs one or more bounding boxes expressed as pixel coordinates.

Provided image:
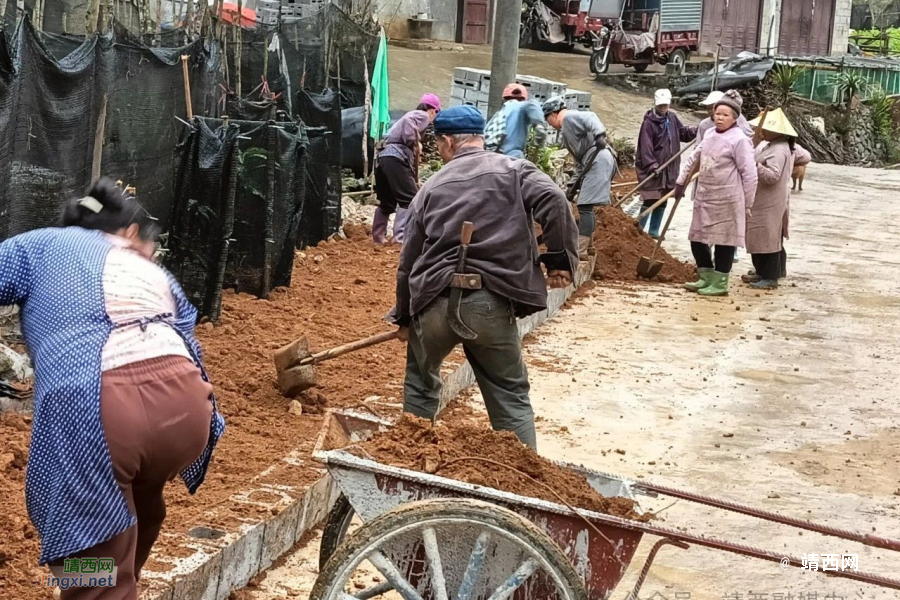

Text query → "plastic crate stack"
[257,0,329,25]
[449,68,581,146]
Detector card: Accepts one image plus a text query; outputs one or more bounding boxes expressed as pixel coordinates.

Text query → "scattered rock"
[0,452,15,473]
[756,335,763,340]
[287,400,303,416]
[722,433,734,438]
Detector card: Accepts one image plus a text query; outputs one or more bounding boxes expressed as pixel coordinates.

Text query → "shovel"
[274,330,399,397]
[612,139,696,208]
[636,188,683,279]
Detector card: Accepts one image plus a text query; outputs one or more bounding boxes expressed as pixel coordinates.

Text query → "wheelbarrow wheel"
[311,498,588,600]
[319,493,356,570]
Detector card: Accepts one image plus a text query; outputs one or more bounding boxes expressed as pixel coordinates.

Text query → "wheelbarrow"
[310,410,900,600]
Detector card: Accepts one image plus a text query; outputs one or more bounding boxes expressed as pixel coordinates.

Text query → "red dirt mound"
[359,415,648,521]
[592,206,696,284]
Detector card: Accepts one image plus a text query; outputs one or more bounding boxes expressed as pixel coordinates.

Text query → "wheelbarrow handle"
[865,535,900,552]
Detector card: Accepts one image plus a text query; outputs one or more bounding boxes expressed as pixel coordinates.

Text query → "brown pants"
[56,356,213,600]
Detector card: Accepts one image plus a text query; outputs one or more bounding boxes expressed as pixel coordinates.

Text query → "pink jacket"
[792,144,812,167]
[679,124,758,248]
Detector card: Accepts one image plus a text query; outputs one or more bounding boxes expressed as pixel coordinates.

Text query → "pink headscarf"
[419,93,441,111]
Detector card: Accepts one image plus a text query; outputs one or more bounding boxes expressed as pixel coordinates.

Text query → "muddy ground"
[238,164,900,599]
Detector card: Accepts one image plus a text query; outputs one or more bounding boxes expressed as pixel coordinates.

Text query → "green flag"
[369,29,391,141]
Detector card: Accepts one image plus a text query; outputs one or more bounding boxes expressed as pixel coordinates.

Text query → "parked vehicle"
[589,0,701,75]
[519,0,613,49]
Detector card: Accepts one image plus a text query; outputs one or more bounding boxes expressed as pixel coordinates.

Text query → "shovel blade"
[637,256,663,279]
[277,364,317,398]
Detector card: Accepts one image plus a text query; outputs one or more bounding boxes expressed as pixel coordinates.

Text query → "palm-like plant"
[829,71,872,105]
[770,63,805,106]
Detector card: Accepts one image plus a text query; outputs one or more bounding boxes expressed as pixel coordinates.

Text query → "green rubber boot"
[684,268,713,292]
[698,271,730,297]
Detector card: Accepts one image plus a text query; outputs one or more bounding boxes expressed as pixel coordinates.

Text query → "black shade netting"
[167,117,312,320]
[297,88,340,244]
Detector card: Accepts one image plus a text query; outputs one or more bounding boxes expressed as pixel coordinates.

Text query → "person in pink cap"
[371,96,440,245]
[416,93,441,120]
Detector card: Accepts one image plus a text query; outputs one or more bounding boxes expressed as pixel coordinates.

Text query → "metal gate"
[778,0,835,56]
[460,0,491,44]
[700,0,762,56]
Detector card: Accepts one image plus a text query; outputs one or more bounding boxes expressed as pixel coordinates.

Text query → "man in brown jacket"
[388,105,579,448]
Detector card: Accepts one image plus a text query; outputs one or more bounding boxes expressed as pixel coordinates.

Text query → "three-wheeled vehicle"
[520,0,610,49]
[589,0,701,75]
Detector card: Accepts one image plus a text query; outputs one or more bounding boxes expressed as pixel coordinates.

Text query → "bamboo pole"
[181,55,194,120]
[235,0,243,97]
[87,0,102,32]
[362,52,371,177]
[92,94,108,182]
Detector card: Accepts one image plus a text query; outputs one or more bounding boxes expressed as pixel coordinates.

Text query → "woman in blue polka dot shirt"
[0,179,225,599]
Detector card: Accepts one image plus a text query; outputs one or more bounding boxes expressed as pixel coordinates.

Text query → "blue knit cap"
[433,105,485,135]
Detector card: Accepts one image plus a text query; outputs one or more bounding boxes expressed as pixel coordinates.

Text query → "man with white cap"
[696,90,754,143]
[635,89,697,239]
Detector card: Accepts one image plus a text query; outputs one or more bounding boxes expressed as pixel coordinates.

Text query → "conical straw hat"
[748,108,798,137]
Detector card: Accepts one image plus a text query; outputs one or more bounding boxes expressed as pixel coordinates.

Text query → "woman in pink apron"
[674,90,758,297]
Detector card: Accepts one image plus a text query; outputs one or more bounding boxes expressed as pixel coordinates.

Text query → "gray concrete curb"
[140,257,595,600]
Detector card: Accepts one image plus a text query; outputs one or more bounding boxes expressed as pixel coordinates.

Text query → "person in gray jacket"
[543,97,616,259]
[388,105,579,449]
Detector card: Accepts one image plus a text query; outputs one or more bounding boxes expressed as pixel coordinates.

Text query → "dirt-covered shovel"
[637,190,683,279]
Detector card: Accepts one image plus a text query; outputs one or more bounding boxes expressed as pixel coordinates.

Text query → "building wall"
[758,0,781,56]
[831,0,852,56]
[377,0,458,41]
[731,0,850,58]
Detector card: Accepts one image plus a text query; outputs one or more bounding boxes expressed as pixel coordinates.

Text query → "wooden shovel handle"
[637,173,697,221]
[460,221,474,246]
[613,139,696,208]
[299,330,399,366]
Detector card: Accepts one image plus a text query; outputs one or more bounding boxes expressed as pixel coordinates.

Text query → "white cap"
[699,90,725,106]
[654,89,672,106]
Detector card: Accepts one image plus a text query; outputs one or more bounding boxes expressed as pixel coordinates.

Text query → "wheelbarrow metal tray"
[313,410,646,598]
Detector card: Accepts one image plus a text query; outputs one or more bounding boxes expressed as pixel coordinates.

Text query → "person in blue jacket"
[0,178,225,599]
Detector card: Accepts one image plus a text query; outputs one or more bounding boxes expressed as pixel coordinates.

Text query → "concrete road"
[239,165,900,598]
[480,162,900,599]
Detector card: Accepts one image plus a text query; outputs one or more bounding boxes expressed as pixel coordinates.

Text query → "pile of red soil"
[0,413,47,599]
[591,206,696,284]
[0,238,409,599]
[360,415,647,521]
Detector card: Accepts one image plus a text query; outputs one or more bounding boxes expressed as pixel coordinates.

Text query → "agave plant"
[829,71,872,105]
[869,86,896,139]
[770,63,805,106]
